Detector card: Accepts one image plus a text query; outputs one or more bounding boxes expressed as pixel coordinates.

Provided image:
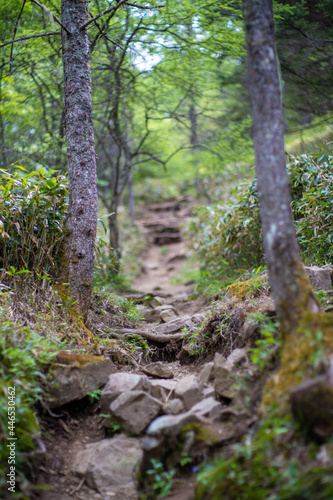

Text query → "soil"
[32,198,206,500]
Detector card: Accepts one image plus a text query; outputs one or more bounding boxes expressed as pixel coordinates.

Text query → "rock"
[160,309,179,322]
[304,265,333,291]
[100,372,151,414]
[107,390,162,435]
[202,386,215,399]
[163,398,184,415]
[199,362,214,385]
[174,375,203,410]
[191,313,206,325]
[155,318,186,334]
[150,296,166,307]
[147,411,203,437]
[142,308,161,322]
[191,397,222,420]
[225,348,247,371]
[154,305,178,313]
[142,362,174,379]
[47,352,115,408]
[214,353,235,399]
[72,434,142,497]
[289,374,333,437]
[150,379,177,400]
[241,318,259,341]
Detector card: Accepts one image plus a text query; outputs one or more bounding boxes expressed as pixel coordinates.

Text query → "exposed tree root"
[110,327,184,343]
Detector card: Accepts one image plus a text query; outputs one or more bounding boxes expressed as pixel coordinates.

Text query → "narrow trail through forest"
[35,198,210,500]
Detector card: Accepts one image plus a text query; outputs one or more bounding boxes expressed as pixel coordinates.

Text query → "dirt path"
[133,197,195,298]
[33,198,206,500]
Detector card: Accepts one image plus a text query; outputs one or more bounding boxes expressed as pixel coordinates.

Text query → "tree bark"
[127,170,136,220]
[243,0,319,336]
[60,0,98,322]
[109,198,122,270]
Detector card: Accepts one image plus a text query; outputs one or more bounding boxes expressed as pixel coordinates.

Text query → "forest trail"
[35,198,211,500]
[133,197,195,298]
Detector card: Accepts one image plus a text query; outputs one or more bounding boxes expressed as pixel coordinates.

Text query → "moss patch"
[54,350,106,367]
[226,276,267,301]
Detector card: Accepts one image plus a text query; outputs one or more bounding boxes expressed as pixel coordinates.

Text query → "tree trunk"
[243,0,319,337]
[60,0,98,322]
[109,198,122,273]
[127,170,136,220]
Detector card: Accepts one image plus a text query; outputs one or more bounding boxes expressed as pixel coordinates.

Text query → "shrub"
[0,167,68,279]
[185,152,333,290]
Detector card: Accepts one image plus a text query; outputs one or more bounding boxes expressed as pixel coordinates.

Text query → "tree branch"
[0,31,60,49]
[81,0,164,30]
[80,0,129,30]
[10,0,27,73]
[126,2,165,9]
[29,0,70,34]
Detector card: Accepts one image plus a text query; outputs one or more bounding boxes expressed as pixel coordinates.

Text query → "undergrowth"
[185,152,333,294]
[0,289,63,498]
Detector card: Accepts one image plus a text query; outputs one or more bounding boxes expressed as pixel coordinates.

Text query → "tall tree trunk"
[60,0,98,322]
[127,170,136,220]
[109,198,122,273]
[243,0,319,337]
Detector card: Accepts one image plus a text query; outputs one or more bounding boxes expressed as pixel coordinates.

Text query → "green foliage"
[186,153,333,291]
[289,152,333,263]
[249,317,280,372]
[108,294,144,323]
[0,167,68,278]
[0,298,61,497]
[146,459,176,499]
[86,388,102,403]
[196,409,333,500]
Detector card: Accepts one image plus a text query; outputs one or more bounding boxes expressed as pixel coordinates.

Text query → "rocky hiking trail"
[34,198,217,500]
[32,199,333,500]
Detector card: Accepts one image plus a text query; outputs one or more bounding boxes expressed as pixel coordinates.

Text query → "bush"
[185,152,333,290]
[0,167,68,279]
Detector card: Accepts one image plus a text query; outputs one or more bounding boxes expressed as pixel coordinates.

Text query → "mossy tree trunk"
[243,0,320,337]
[60,0,98,322]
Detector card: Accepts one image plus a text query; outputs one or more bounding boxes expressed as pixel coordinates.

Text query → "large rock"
[142,362,174,379]
[100,372,150,414]
[241,318,259,342]
[163,398,184,415]
[142,308,161,322]
[191,397,222,420]
[289,373,333,437]
[47,351,115,408]
[174,375,203,410]
[72,434,142,497]
[304,265,333,291]
[149,379,177,400]
[199,362,214,385]
[155,317,189,334]
[214,353,235,399]
[224,348,247,371]
[160,308,179,322]
[147,411,203,437]
[107,390,162,435]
